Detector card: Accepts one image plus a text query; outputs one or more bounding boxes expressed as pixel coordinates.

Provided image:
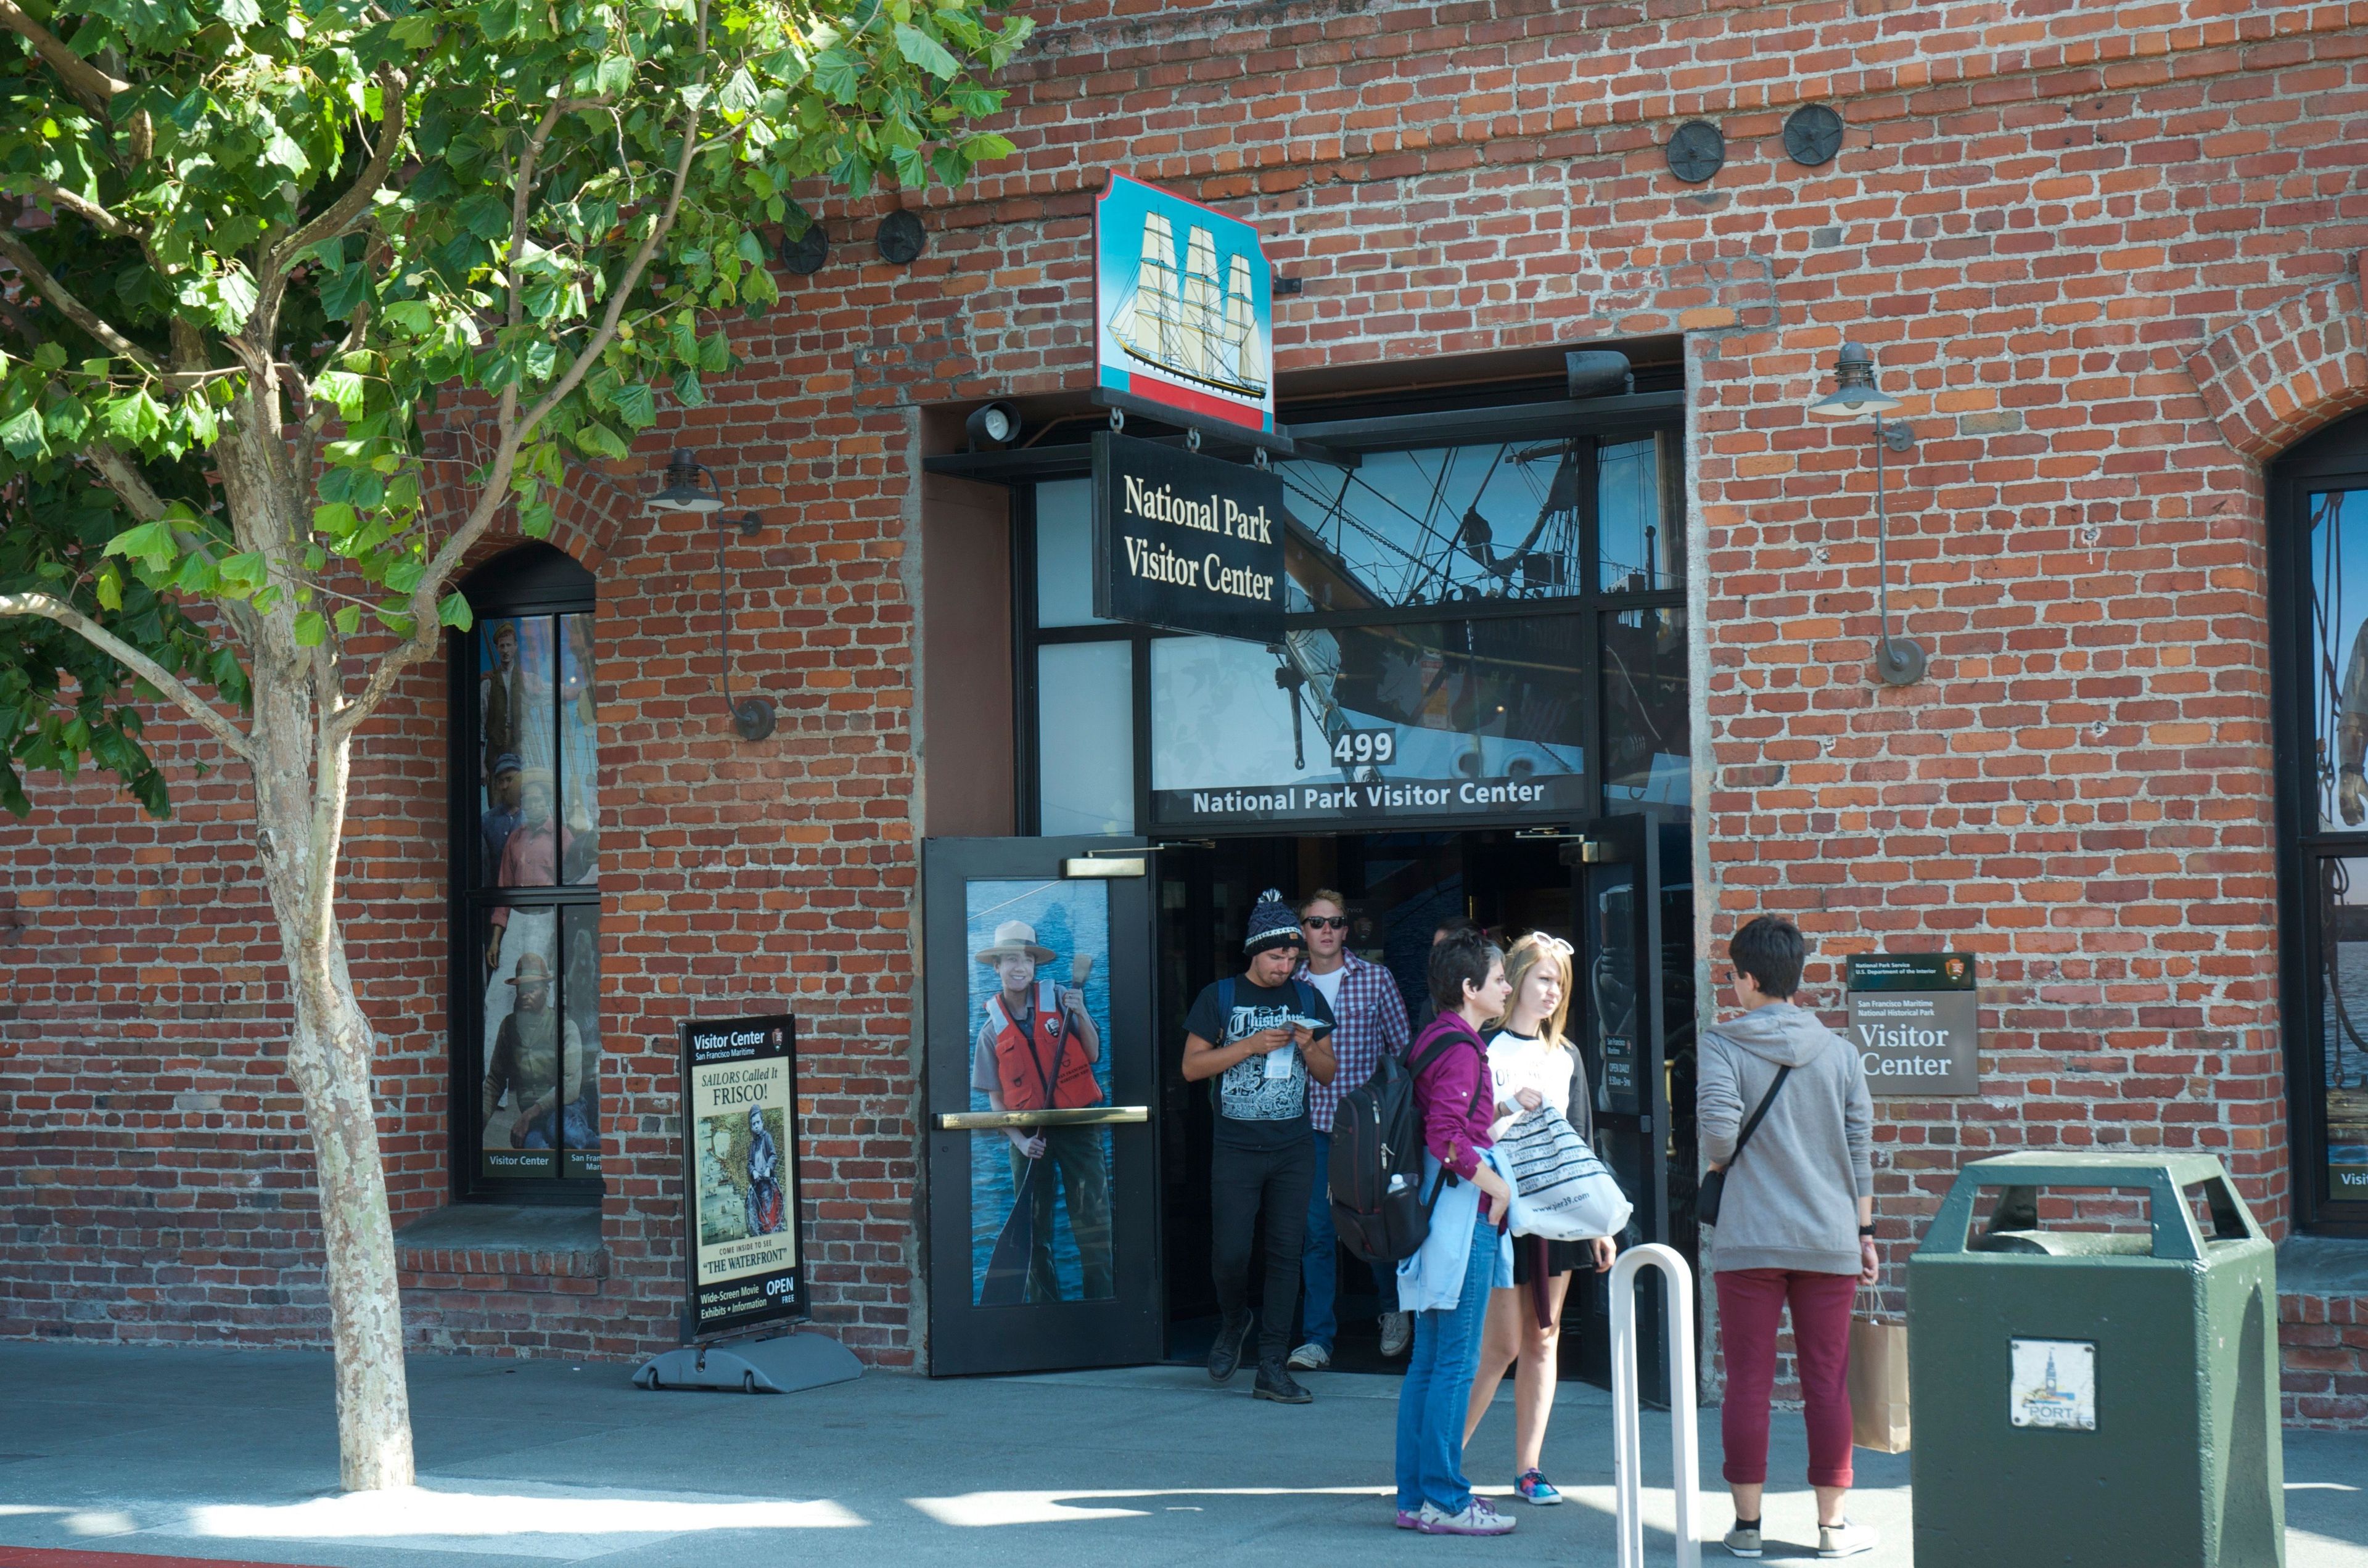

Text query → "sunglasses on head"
[1302,916,1348,930]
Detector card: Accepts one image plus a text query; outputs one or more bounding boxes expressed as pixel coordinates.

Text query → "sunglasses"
[1301,916,1349,930]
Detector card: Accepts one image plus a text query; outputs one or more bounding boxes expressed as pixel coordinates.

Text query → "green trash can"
[1909,1151,2284,1568]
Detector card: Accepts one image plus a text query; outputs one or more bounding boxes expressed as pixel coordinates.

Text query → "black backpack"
[1326,1022,1490,1264]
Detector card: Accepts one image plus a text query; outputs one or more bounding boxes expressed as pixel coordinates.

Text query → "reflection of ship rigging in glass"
[1106,212,1268,400]
[2316,490,2368,1097]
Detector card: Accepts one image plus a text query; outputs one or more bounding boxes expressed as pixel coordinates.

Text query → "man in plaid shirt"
[1288,890,1415,1369]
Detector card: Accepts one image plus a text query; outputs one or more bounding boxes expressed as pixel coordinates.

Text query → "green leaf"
[0,406,46,458]
[610,381,656,429]
[292,611,326,647]
[894,22,961,78]
[105,521,178,572]
[438,591,475,631]
[335,606,363,637]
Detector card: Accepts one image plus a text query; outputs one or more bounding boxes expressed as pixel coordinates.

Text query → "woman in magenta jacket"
[1392,929,1517,1538]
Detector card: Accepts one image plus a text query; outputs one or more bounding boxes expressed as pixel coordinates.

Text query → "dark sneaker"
[1378,1310,1413,1357]
[1206,1315,1252,1384]
[1252,1360,1313,1403]
[1515,1469,1562,1505]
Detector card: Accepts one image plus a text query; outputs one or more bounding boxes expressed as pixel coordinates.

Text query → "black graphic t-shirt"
[1183,974,1336,1150]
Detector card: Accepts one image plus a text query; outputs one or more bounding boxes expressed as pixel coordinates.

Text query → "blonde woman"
[1461,932,1616,1505]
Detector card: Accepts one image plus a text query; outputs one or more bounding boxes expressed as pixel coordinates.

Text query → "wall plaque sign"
[1845,952,1980,1096]
[1093,172,1276,437]
[680,1014,805,1338]
[1092,430,1286,644]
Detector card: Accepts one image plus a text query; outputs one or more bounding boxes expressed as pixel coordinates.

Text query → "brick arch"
[2189,257,2368,461]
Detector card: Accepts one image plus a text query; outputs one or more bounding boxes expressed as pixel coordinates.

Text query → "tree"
[0,0,1027,1490]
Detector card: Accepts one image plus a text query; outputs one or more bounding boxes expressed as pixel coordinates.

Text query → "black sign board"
[1092,430,1286,644]
[680,1014,805,1338]
[1845,953,1980,1096]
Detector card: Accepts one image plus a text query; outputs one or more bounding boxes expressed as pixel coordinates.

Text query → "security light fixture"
[647,451,778,741]
[966,402,1021,451]
[778,221,829,276]
[1565,350,1635,400]
[1807,344,1925,686]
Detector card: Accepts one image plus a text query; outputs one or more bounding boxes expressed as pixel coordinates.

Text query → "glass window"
[1599,433,1684,594]
[1035,479,1116,628]
[1037,641,1134,834]
[1277,441,1590,610]
[454,544,599,1199]
[963,876,1116,1304]
[2317,856,2368,1204]
[1602,606,1688,807]
[2312,489,2368,832]
[1149,618,1587,826]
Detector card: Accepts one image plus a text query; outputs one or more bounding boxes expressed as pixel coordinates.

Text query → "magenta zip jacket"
[1410,1012,1494,1181]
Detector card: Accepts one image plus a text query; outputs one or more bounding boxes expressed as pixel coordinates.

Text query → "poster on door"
[680,1015,804,1337]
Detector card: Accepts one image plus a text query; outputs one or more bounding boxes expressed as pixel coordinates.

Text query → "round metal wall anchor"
[733,696,778,741]
[1665,120,1725,184]
[876,209,926,266]
[1783,104,1844,167]
[777,222,828,275]
[1874,636,1928,687]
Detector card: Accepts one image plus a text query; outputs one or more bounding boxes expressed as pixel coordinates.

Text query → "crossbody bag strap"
[1728,1063,1793,1166]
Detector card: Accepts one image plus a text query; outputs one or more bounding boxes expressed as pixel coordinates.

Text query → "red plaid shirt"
[1299,951,1412,1133]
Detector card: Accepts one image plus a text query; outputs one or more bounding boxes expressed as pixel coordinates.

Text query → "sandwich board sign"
[1093,172,1276,438]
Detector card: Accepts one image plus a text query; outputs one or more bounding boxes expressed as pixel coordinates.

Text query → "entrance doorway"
[1154,821,1694,1390]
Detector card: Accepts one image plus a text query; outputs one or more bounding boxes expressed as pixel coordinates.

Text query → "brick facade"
[8,0,2368,1421]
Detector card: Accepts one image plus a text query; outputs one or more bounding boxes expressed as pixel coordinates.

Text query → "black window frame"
[1009,401,1688,837]
[445,542,604,1207]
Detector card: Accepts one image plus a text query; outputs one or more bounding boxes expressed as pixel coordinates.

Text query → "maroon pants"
[1714,1268,1856,1490]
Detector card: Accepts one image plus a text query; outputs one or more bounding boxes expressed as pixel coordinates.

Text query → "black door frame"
[922,834,1164,1374]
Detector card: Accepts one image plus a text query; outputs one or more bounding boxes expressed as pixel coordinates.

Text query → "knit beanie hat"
[1243,888,1304,956]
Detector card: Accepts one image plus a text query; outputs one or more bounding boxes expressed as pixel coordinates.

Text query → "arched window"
[2275,413,2368,1236]
[450,543,602,1202]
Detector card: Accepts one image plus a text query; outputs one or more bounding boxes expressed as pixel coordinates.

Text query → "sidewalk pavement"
[0,1342,2362,1568]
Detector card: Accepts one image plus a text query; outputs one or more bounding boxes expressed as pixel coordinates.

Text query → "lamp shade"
[648,449,722,513]
[1806,340,1902,419]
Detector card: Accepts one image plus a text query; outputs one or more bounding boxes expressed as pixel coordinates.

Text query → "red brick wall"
[7,0,2368,1414]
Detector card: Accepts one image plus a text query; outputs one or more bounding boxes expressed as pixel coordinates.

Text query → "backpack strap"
[1406,1022,1492,1184]
[1217,976,1235,1032]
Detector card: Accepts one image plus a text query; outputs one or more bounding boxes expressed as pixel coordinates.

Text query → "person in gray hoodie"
[1697,916,1877,1562]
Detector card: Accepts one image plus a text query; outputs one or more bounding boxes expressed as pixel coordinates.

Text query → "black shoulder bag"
[1698,1064,1791,1228]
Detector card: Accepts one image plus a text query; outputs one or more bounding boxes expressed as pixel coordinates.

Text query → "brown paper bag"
[1848,1297,1911,1453]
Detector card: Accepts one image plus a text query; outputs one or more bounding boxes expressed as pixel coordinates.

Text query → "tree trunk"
[284,927,417,1491]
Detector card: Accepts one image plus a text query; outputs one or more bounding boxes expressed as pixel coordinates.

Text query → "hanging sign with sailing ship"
[1094,173,1276,437]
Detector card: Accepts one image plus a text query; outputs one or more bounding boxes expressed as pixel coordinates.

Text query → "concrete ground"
[0,1342,2361,1567]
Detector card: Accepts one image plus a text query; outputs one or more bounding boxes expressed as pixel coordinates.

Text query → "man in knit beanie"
[1182,889,1339,1404]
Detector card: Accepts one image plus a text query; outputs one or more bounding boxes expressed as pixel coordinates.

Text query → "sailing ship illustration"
[1106,211,1269,400]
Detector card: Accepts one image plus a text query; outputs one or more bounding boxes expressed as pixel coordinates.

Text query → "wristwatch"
[1858,1225,1878,1238]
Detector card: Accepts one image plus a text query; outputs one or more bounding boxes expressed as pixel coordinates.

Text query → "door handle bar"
[936,1106,1151,1131]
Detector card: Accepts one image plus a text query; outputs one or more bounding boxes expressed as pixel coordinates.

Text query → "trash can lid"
[1918,1151,2265,1262]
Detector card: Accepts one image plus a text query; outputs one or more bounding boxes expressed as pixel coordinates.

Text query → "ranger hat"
[974,921,1055,966]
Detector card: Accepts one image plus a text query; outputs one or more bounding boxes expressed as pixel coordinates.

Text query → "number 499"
[1330,728,1396,766]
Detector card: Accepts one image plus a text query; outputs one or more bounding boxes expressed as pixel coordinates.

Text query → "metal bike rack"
[1611,1242,1702,1568]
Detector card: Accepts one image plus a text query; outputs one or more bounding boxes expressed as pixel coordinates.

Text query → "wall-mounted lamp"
[1808,342,1925,686]
[648,449,778,741]
[876,210,926,266]
[965,402,1021,451]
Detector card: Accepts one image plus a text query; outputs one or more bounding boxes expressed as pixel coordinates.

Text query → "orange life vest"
[988,982,1104,1114]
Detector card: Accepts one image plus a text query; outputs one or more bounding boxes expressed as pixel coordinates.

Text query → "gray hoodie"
[1697,1003,1873,1276]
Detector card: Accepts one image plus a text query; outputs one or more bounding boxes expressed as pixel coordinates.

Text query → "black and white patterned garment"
[1183,976,1335,1151]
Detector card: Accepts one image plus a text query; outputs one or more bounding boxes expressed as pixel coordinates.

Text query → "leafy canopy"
[0,0,1026,813]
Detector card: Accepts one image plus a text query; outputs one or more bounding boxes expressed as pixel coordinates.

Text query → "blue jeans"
[1301,1130,1399,1349]
[1394,1208,1498,1514]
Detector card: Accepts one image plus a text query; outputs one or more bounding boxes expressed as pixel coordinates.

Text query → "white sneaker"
[1378,1310,1413,1357]
[1818,1520,1877,1559]
[1723,1523,1763,1558]
[1413,1498,1515,1536]
[1285,1341,1330,1371]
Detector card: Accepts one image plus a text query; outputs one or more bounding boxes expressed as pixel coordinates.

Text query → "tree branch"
[4,174,140,238]
[0,0,129,115]
[83,441,170,521]
[0,228,160,371]
[0,591,253,762]
[273,66,409,267]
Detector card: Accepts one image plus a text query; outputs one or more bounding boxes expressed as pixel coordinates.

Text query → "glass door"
[1564,811,1693,1400]
[923,835,1162,1375]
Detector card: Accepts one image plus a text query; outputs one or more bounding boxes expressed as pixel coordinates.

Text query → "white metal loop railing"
[1610,1242,1702,1568]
